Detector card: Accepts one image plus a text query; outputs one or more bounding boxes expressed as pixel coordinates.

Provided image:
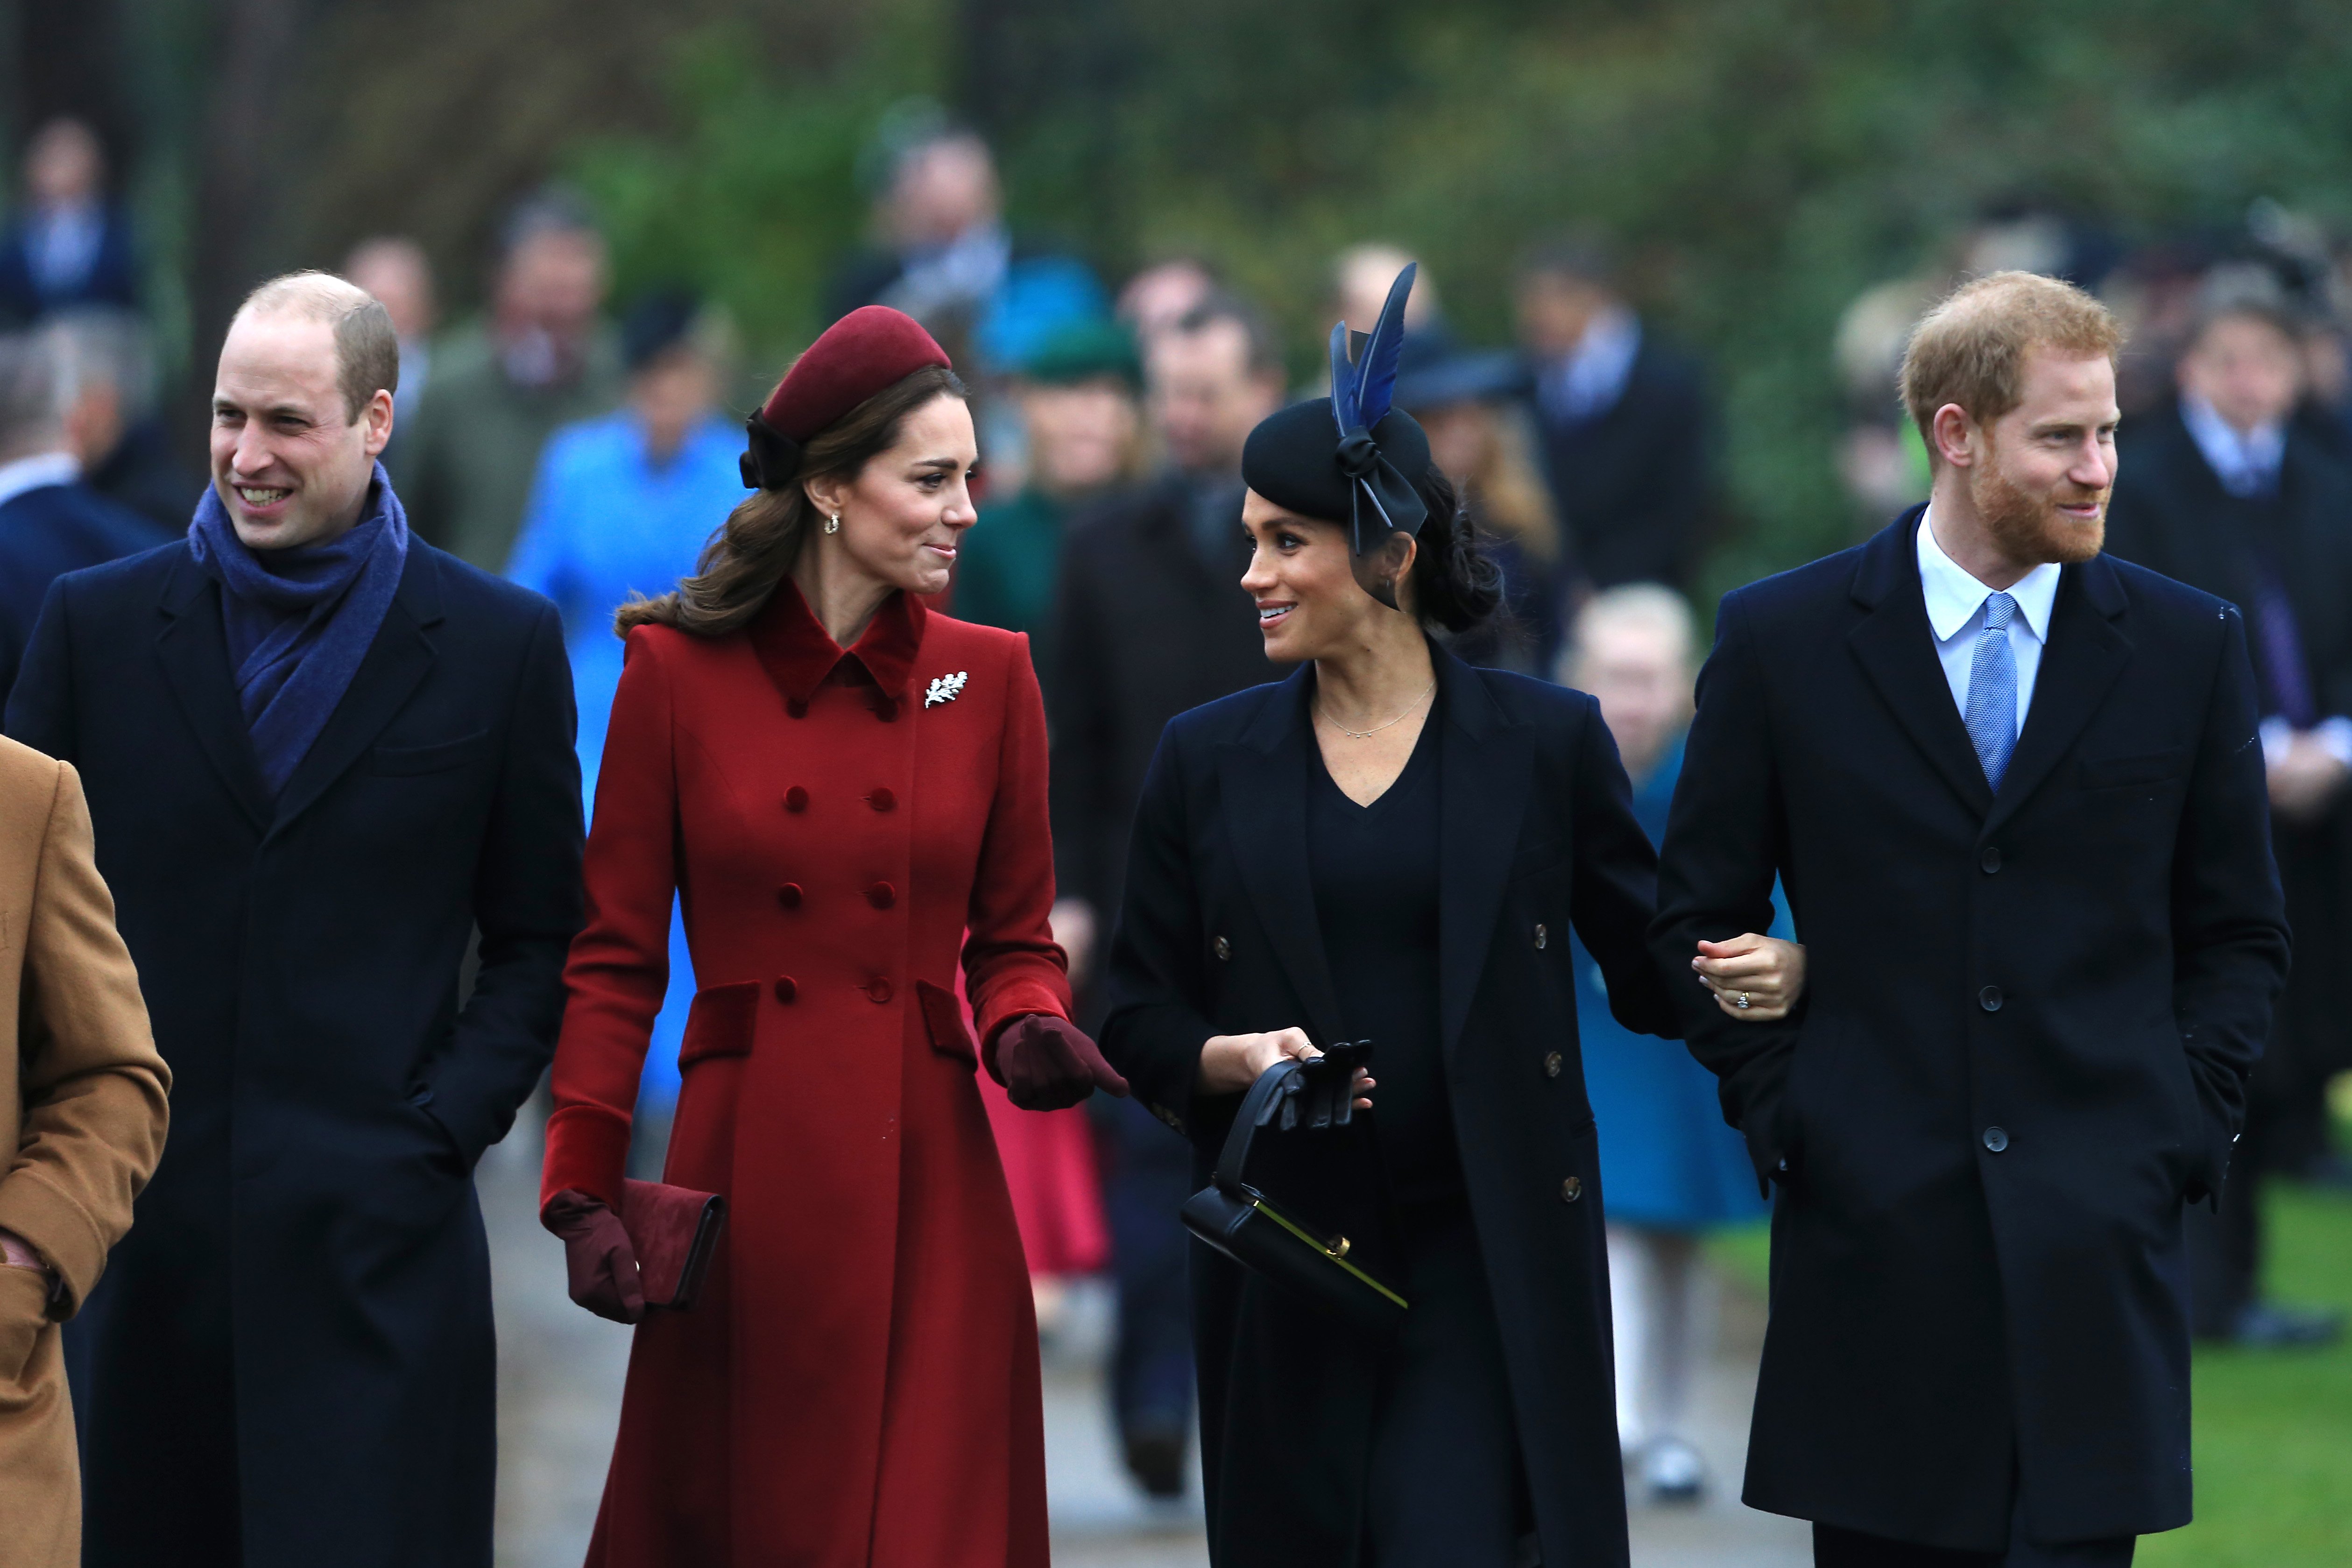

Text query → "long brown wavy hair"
[615,364,970,638]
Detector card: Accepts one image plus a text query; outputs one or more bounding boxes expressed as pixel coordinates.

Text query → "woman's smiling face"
[1239,487,1406,662]
[810,392,980,598]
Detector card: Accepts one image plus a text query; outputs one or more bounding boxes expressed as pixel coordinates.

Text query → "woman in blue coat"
[1563,584,1786,1507]
[507,293,741,1117]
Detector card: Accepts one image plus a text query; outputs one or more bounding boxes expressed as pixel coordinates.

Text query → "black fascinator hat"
[1241,264,1432,609]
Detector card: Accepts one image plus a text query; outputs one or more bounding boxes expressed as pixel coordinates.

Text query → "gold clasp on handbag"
[1324,1235,1351,1259]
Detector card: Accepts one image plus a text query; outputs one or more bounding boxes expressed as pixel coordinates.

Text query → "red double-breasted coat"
[542,581,1069,1568]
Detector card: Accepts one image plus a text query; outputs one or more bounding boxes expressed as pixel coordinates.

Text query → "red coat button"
[777,883,803,909]
[867,882,896,909]
[784,786,808,813]
[873,698,899,723]
[866,977,894,1003]
[868,788,896,812]
[786,699,808,720]
[773,977,797,1003]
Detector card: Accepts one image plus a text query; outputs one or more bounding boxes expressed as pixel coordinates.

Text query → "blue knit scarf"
[188,462,410,797]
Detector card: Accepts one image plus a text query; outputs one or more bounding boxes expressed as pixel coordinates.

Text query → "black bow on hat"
[739,414,803,491]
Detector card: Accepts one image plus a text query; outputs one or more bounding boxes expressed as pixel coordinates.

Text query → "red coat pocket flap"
[678,981,762,1068]
[915,979,978,1066]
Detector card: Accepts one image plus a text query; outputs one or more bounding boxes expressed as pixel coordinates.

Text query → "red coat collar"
[750,578,927,707]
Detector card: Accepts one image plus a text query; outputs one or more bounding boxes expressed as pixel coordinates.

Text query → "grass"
[1704,1137,2352,1566]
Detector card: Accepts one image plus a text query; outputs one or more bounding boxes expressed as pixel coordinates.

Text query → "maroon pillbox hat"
[740,306,953,490]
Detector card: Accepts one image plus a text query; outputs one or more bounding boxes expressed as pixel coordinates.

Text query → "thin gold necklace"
[1316,678,1436,741]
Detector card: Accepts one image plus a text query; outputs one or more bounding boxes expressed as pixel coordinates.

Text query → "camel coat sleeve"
[0,746,170,1316]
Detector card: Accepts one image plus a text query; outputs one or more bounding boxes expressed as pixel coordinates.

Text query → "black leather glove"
[989,1014,1131,1111]
[1281,1039,1373,1130]
[542,1189,645,1324]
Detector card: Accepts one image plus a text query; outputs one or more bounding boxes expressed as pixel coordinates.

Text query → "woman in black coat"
[1098,268,1802,1568]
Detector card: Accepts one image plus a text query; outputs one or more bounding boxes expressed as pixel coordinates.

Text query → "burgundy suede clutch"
[621,1180,727,1311]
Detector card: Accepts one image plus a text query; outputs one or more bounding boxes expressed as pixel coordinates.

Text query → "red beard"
[1971,439,2106,566]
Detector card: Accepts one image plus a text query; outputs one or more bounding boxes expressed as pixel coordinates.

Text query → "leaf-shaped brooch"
[925,671,968,709]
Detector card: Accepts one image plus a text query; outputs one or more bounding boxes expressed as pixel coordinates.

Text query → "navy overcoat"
[6,538,582,1568]
[1652,511,2290,1552]
[1099,648,1675,1568]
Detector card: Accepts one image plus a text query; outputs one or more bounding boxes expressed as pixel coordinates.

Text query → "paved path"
[481,1130,1807,1567]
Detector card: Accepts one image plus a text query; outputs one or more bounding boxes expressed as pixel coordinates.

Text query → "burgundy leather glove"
[989,1014,1130,1111]
[542,1189,645,1324]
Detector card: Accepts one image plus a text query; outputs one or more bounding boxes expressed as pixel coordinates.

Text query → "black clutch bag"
[1180,1046,1408,1331]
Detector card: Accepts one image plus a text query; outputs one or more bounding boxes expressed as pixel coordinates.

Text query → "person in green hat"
[953,319,1142,652]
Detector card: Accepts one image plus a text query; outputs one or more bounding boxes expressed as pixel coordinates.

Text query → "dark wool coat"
[2105,403,2352,1083]
[1100,649,1675,1568]
[1652,512,2289,1552]
[6,540,581,1568]
[1529,333,1714,593]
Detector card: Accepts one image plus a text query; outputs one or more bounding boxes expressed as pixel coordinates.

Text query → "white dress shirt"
[1916,506,2061,739]
[1537,306,1642,426]
[0,450,80,511]
[2179,392,2285,498]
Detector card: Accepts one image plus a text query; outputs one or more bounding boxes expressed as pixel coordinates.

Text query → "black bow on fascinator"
[1240,264,1434,609]
[739,414,802,491]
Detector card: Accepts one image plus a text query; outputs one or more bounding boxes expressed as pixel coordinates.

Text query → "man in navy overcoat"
[7,271,581,1567]
[1654,272,2289,1566]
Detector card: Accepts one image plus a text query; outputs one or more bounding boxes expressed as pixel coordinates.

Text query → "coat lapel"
[1846,510,1998,819]
[155,551,272,834]
[1984,555,2132,835]
[268,549,443,837]
[1436,654,1532,1059]
[1215,666,1349,1049]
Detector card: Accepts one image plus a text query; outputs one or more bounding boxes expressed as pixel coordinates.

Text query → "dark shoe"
[2217,1301,2345,1349]
[1123,1427,1188,1498]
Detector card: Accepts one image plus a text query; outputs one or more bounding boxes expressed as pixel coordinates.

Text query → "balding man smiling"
[6,271,583,1568]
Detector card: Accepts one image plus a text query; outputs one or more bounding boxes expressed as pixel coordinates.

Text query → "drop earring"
[826,512,841,535]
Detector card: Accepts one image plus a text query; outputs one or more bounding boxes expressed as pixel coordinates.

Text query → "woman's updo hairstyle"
[1406,463,1503,634]
[618,307,963,638]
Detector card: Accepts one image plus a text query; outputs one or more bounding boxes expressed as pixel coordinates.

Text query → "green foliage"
[572,0,2352,586]
[565,21,939,361]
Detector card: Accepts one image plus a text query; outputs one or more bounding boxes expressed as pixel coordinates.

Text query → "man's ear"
[363,388,396,459]
[1930,403,1979,470]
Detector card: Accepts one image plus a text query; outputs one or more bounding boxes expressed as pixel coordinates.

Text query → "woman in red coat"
[539,307,1128,1568]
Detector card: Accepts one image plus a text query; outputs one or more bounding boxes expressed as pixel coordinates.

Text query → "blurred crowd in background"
[8,7,2352,1546]
[7,98,2352,1516]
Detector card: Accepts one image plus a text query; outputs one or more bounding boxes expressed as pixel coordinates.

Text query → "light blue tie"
[1964,592,2019,792]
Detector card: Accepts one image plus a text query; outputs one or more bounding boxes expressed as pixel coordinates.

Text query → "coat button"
[785,786,809,813]
[1534,923,1549,950]
[866,977,894,1003]
[1979,846,2002,874]
[773,977,797,1003]
[1983,1125,2009,1153]
[786,699,808,720]
[1544,1052,1563,1079]
[777,883,803,909]
[873,697,899,723]
[1560,1176,1582,1202]
[867,881,897,909]
[1213,936,1232,961]
[1978,985,2003,1012]
[869,787,896,812]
